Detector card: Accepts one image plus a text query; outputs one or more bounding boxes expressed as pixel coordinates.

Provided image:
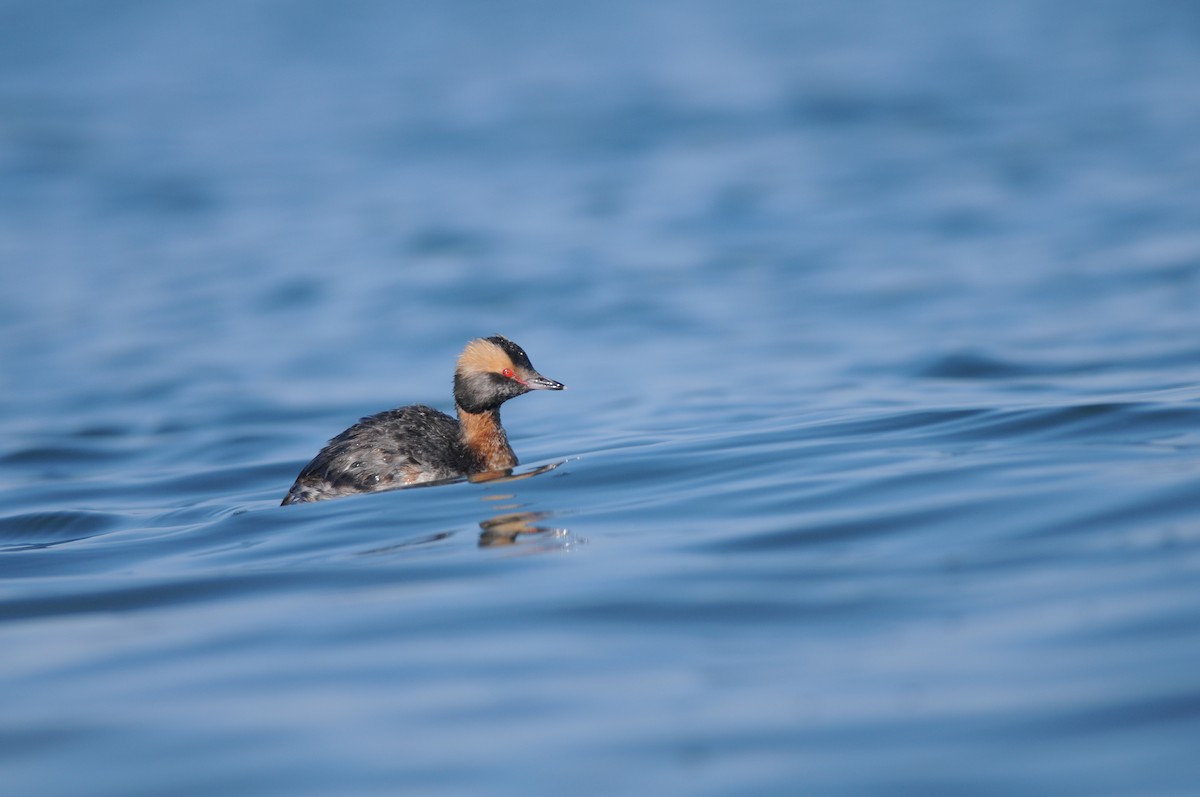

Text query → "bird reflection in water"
[356,462,574,554]
[474,462,573,549]
[478,509,564,548]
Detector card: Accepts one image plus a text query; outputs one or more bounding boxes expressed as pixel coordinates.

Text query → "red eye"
[502,368,514,378]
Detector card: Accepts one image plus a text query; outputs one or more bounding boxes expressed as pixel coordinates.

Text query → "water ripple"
[0,510,121,551]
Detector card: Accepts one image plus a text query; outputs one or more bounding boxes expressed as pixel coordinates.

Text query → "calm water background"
[3,1,1200,794]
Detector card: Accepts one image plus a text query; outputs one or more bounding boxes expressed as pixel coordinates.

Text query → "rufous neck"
[457,405,517,471]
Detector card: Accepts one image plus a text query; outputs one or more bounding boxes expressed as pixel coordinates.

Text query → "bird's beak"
[526,373,566,390]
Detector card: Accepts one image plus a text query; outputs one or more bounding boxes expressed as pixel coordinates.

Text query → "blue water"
[4,1,1200,794]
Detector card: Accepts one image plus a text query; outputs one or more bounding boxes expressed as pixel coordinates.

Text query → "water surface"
[3,1,1200,794]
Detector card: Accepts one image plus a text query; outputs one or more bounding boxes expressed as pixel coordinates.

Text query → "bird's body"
[282,336,563,505]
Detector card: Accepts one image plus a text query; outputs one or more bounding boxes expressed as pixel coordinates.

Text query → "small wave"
[0,444,130,466]
[923,402,1200,446]
[0,510,121,551]
[812,400,1200,448]
[914,351,1053,380]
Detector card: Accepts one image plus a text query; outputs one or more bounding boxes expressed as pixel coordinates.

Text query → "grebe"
[282,335,564,505]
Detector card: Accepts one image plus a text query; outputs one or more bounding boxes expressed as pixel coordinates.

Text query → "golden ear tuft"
[457,337,513,375]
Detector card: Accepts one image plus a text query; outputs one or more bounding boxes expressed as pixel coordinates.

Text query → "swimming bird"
[282,335,564,504]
